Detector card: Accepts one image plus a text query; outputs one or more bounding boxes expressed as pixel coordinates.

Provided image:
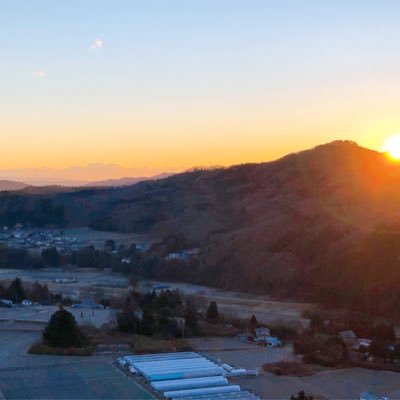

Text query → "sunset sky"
[2,0,400,182]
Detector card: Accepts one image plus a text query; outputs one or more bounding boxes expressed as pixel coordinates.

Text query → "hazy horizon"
[0,139,388,186]
[0,164,178,186]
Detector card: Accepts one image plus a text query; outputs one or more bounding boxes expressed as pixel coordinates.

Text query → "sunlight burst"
[382,134,400,160]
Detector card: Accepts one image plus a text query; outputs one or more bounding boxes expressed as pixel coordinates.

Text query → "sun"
[382,134,400,160]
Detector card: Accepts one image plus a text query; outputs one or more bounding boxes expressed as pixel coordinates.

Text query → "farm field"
[1,271,314,327]
[0,268,131,300]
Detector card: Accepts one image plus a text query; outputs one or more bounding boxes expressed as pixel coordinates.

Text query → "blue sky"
[1,0,400,177]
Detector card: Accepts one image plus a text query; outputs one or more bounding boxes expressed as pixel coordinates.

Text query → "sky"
[1,0,400,183]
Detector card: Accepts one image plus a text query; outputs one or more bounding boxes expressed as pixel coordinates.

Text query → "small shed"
[339,330,357,346]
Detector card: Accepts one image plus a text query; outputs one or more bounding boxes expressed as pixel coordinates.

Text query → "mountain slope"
[1,140,399,244]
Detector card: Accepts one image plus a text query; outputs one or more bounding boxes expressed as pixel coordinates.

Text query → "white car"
[21,299,33,306]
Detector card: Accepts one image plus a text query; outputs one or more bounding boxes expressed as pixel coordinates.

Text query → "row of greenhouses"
[119,352,260,400]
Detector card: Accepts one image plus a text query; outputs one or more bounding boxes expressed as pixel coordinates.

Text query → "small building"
[165,248,200,261]
[339,330,357,346]
[353,338,372,351]
[255,327,270,340]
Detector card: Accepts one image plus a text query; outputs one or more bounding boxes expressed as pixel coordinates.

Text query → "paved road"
[0,305,114,328]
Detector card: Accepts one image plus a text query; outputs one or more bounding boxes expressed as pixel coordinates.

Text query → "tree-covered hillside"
[2,141,400,314]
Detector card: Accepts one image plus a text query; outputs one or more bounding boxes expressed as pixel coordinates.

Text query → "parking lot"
[189,337,298,370]
[0,358,155,400]
[0,329,155,400]
[206,345,298,370]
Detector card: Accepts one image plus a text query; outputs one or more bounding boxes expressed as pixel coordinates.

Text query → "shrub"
[290,391,314,400]
[269,324,298,342]
[29,342,94,356]
[263,362,314,377]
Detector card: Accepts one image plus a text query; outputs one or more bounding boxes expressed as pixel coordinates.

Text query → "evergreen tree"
[248,314,258,335]
[206,301,219,323]
[184,300,199,335]
[43,307,85,348]
[104,239,115,251]
[31,282,51,304]
[309,313,324,332]
[41,247,60,267]
[140,308,155,335]
[8,277,26,303]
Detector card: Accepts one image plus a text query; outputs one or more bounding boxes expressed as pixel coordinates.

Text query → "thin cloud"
[91,38,103,50]
[32,70,46,78]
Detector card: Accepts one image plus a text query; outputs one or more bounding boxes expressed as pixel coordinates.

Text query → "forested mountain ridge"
[1,140,400,312]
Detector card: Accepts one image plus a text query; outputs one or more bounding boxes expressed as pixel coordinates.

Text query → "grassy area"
[131,334,193,354]
[95,327,192,354]
[29,341,95,356]
[198,320,239,336]
[263,361,315,377]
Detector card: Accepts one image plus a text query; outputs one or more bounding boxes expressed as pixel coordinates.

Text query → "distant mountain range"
[0,164,177,187]
[1,141,400,313]
[0,173,173,191]
[0,180,30,192]
[84,173,173,187]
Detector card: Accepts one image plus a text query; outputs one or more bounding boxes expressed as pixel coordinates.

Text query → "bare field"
[1,270,314,327]
[141,280,314,327]
[0,268,131,300]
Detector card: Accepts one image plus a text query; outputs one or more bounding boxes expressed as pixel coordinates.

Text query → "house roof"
[255,327,270,335]
[339,330,357,340]
[360,392,389,400]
